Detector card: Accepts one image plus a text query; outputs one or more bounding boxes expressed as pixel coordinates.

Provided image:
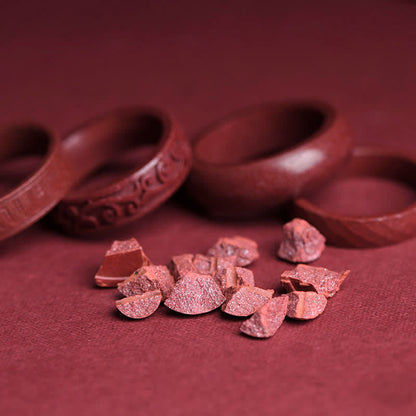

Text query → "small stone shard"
[115,290,162,319]
[168,253,235,280]
[164,272,226,315]
[278,218,325,263]
[281,264,350,298]
[285,291,327,320]
[214,267,255,292]
[117,265,174,300]
[207,236,259,266]
[240,296,289,338]
[222,286,274,317]
[95,238,151,287]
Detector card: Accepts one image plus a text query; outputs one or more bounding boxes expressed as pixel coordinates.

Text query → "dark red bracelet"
[187,101,353,217]
[0,125,73,241]
[294,146,416,247]
[53,107,192,234]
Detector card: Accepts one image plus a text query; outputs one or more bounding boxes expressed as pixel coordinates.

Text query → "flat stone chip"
[215,267,255,292]
[207,236,259,266]
[168,254,235,281]
[115,290,162,319]
[281,264,350,298]
[240,296,289,338]
[221,286,274,316]
[164,272,226,315]
[278,218,325,263]
[285,291,327,320]
[117,265,174,300]
[95,238,151,287]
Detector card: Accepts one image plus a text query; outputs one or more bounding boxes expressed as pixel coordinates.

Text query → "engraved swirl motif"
[55,138,191,233]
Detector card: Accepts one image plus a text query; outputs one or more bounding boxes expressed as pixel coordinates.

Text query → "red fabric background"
[1,1,415,415]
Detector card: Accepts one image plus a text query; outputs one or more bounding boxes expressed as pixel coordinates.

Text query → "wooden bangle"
[0,125,73,241]
[187,101,353,217]
[294,146,416,247]
[53,107,192,234]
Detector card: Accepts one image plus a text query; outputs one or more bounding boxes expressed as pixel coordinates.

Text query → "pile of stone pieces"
[95,219,350,339]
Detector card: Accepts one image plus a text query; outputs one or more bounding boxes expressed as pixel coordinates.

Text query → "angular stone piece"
[285,291,327,320]
[207,236,259,266]
[278,218,325,263]
[215,267,255,292]
[221,286,274,317]
[281,264,350,298]
[168,254,235,281]
[168,254,195,280]
[117,265,174,300]
[164,272,226,315]
[240,296,289,338]
[115,290,162,319]
[95,238,151,287]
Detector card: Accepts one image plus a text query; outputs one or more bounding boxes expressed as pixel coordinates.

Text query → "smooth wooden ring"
[294,146,416,247]
[187,101,353,217]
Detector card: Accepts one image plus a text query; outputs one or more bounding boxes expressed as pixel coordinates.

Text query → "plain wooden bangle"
[294,146,416,247]
[187,101,353,217]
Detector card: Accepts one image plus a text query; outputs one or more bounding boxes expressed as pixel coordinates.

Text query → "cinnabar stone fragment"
[115,290,162,319]
[285,291,327,320]
[117,265,174,300]
[207,236,259,266]
[222,286,274,317]
[240,296,288,338]
[215,267,255,292]
[95,238,151,287]
[164,272,226,315]
[278,218,325,263]
[281,264,350,298]
[168,254,235,281]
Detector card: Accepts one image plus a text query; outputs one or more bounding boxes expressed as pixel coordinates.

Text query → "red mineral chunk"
[115,290,162,319]
[168,254,194,280]
[281,264,350,298]
[117,265,174,300]
[168,254,235,281]
[221,286,274,317]
[278,218,325,263]
[207,236,259,266]
[95,238,151,287]
[214,267,255,292]
[240,296,289,338]
[192,254,218,275]
[285,291,327,320]
[164,272,226,315]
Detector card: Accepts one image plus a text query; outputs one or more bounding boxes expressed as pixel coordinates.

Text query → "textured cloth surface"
[0,1,415,415]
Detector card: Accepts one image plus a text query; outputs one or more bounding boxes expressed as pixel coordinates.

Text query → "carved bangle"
[0,125,73,241]
[294,146,416,248]
[53,108,192,234]
[187,101,353,217]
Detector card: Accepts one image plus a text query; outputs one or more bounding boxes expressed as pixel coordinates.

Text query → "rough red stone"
[168,253,235,280]
[285,291,327,320]
[117,265,174,300]
[214,267,255,292]
[240,296,289,338]
[278,218,325,263]
[221,286,274,316]
[115,290,162,319]
[164,272,226,315]
[207,236,259,266]
[281,264,350,298]
[95,238,151,287]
